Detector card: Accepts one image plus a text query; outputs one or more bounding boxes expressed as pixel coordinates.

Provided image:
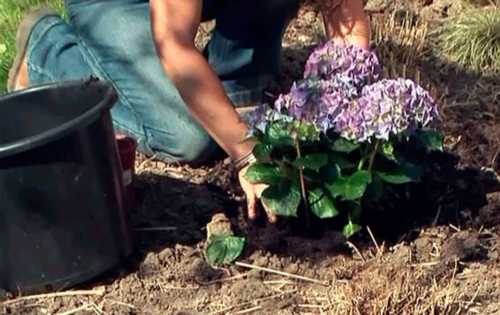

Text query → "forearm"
[158,45,254,160]
[321,0,371,49]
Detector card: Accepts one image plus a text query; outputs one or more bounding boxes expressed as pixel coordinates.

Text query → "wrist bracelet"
[233,151,257,171]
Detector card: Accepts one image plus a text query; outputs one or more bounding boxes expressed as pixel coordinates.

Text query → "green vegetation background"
[0,0,64,93]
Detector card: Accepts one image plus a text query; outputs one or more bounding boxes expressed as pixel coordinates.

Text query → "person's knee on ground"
[139,124,218,164]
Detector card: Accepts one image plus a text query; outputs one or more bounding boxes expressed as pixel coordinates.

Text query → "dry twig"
[198,273,249,286]
[366,226,382,256]
[210,290,297,315]
[56,304,93,315]
[235,262,328,286]
[230,306,262,314]
[2,288,105,306]
[346,241,367,263]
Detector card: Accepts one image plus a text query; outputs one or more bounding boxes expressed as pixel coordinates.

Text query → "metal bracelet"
[233,152,257,171]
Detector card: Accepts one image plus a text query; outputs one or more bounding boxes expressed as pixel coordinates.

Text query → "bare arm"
[150,0,253,161]
[151,0,276,222]
[320,0,371,49]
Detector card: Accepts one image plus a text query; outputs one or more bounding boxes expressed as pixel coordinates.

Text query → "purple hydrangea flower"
[247,103,293,135]
[246,103,272,135]
[248,43,438,143]
[304,42,382,87]
[273,78,354,132]
[334,79,439,142]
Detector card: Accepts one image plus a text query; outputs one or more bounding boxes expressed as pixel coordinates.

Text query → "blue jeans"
[26,0,300,163]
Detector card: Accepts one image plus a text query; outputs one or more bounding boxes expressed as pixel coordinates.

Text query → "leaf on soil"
[206,234,246,266]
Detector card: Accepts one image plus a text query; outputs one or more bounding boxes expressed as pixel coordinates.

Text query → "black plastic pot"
[0,80,133,293]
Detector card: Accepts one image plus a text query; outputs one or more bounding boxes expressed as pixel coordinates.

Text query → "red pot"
[116,135,137,211]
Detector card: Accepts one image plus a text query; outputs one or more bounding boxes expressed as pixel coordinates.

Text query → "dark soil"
[1,1,499,314]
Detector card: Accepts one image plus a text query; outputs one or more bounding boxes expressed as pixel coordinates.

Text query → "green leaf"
[296,121,321,142]
[327,170,372,201]
[309,188,339,218]
[322,165,341,181]
[381,142,397,161]
[261,182,301,217]
[253,143,273,161]
[266,122,294,146]
[415,129,444,152]
[343,222,362,238]
[206,235,246,266]
[329,154,357,170]
[293,153,328,171]
[245,163,283,185]
[331,138,360,153]
[364,175,385,201]
[377,163,422,184]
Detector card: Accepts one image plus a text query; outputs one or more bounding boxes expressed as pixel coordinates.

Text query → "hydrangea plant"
[245,42,443,238]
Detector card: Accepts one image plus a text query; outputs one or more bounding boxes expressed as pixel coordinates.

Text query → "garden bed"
[1,1,499,314]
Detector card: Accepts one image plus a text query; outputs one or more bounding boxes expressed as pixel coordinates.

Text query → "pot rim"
[0,80,117,159]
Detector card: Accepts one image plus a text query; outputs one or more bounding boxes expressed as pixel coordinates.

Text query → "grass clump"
[0,0,64,93]
[437,8,500,73]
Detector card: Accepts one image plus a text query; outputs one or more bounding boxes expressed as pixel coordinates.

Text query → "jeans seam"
[75,35,145,129]
[27,19,62,82]
[27,63,56,81]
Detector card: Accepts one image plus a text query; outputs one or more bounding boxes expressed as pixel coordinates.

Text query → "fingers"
[246,189,257,220]
[254,185,277,224]
[238,169,277,223]
[261,201,278,223]
[239,169,257,220]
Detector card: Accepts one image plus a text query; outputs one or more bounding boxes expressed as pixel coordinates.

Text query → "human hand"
[238,165,277,223]
[322,0,371,50]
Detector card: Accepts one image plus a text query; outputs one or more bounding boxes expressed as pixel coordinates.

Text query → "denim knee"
[143,124,217,164]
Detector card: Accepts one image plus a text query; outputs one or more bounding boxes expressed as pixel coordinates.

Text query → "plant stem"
[368,140,381,171]
[357,159,365,170]
[295,139,311,227]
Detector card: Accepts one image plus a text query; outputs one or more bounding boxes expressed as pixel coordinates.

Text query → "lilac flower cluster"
[246,103,292,135]
[334,79,439,142]
[247,41,439,143]
[273,78,354,132]
[304,42,382,87]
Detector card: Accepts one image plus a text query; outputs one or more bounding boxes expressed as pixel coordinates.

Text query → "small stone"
[284,263,299,274]
[185,258,222,283]
[143,252,160,266]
